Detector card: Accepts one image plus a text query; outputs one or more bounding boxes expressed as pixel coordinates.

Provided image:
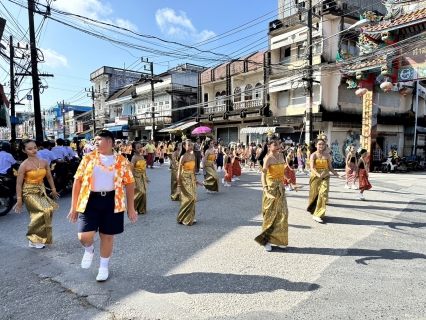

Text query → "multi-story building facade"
[197,51,279,144]
[268,0,388,166]
[90,66,146,131]
[102,63,205,140]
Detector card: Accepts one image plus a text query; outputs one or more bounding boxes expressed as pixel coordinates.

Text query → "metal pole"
[305,0,313,144]
[150,62,155,140]
[413,80,419,155]
[62,100,66,139]
[28,0,43,142]
[9,35,16,140]
[91,86,96,136]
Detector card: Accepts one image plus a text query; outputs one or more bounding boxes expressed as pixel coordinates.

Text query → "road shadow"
[287,247,426,265]
[324,216,426,230]
[323,202,426,214]
[140,272,319,294]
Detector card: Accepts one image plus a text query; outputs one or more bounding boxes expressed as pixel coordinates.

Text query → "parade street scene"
[1,0,426,319]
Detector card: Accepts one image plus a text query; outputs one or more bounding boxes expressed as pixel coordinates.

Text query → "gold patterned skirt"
[170,166,180,201]
[203,160,219,192]
[307,169,329,218]
[134,171,147,214]
[177,171,197,225]
[23,182,59,245]
[255,179,289,246]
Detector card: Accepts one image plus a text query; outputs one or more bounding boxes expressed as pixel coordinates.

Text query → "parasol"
[191,126,212,135]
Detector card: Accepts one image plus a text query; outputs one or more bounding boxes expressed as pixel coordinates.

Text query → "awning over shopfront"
[106,125,130,132]
[240,126,295,134]
[158,121,198,133]
[77,128,92,138]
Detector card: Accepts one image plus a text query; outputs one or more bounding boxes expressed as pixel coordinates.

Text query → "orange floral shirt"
[74,151,135,213]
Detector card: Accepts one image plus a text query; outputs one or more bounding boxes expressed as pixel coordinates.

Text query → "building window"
[280,46,291,64]
[234,87,241,102]
[204,93,209,102]
[254,83,263,100]
[341,39,359,56]
[297,44,306,60]
[215,92,221,106]
[244,84,253,101]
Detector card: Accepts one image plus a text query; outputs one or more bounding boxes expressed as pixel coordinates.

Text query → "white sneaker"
[312,216,323,223]
[222,178,225,184]
[264,242,272,252]
[81,250,94,269]
[96,267,109,282]
[344,185,351,189]
[224,183,231,187]
[231,178,235,182]
[278,245,287,249]
[358,193,365,200]
[28,241,45,249]
[206,189,213,194]
[351,185,358,190]
[234,177,240,181]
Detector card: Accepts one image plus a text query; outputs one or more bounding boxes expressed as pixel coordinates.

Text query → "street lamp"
[61,107,66,139]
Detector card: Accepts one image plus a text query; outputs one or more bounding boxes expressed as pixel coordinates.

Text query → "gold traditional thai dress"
[203,154,219,192]
[307,158,329,218]
[171,155,180,201]
[134,159,147,214]
[23,168,59,245]
[177,160,197,225]
[254,164,289,246]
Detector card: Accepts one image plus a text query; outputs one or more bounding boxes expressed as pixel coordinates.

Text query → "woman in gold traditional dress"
[170,142,182,201]
[14,140,60,249]
[307,139,343,223]
[202,140,219,193]
[255,137,296,252]
[177,139,203,226]
[131,142,150,214]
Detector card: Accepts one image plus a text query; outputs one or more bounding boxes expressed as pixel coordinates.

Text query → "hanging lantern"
[380,81,393,92]
[355,88,368,97]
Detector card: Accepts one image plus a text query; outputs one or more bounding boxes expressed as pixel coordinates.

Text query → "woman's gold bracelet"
[17,197,22,200]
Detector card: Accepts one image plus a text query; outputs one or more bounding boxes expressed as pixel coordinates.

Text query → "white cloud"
[40,48,68,68]
[52,0,138,31]
[156,8,215,42]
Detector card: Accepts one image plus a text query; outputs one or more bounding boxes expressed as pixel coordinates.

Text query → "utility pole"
[305,0,314,144]
[298,0,319,144]
[28,0,42,141]
[9,35,16,140]
[58,100,69,139]
[141,58,163,140]
[86,87,97,136]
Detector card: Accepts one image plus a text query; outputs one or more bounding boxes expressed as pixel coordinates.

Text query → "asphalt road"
[1,163,425,320]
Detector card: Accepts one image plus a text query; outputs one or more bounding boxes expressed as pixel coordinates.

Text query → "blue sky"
[1,0,278,112]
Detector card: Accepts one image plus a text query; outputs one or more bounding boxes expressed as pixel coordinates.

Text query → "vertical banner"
[362,90,373,151]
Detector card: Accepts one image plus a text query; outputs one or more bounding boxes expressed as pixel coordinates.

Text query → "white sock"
[84,244,94,253]
[100,256,110,269]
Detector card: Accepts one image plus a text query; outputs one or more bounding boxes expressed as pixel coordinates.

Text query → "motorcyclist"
[51,138,69,160]
[388,147,399,167]
[37,141,59,165]
[0,142,16,175]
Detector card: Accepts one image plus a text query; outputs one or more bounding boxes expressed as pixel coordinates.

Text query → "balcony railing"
[203,104,226,114]
[233,99,263,110]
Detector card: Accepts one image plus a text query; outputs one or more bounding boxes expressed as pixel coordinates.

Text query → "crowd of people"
[0,129,376,282]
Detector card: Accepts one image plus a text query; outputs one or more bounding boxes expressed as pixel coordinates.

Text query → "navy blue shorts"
[78,192,124,235]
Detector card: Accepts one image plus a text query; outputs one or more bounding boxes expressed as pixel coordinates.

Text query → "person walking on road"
[14,140,60,249]
[255,136,294,252]
[193,138,202,174]
[131,142,150,215]
[345,146,358,189]
[177,139,203,226]
[203,140,219,193]
[170,142,182,201]
[67,130,137,282]
[357,149,372,200]
[307,139,343,223]
[145,140,155,169]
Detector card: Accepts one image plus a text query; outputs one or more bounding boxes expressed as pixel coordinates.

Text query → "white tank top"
[91,154,115,192]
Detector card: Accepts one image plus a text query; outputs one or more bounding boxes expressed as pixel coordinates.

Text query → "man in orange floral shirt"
[67,130,137,282]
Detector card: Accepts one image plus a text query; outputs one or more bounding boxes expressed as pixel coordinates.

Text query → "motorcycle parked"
[381,156,407,173]
[0,177,14,216]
